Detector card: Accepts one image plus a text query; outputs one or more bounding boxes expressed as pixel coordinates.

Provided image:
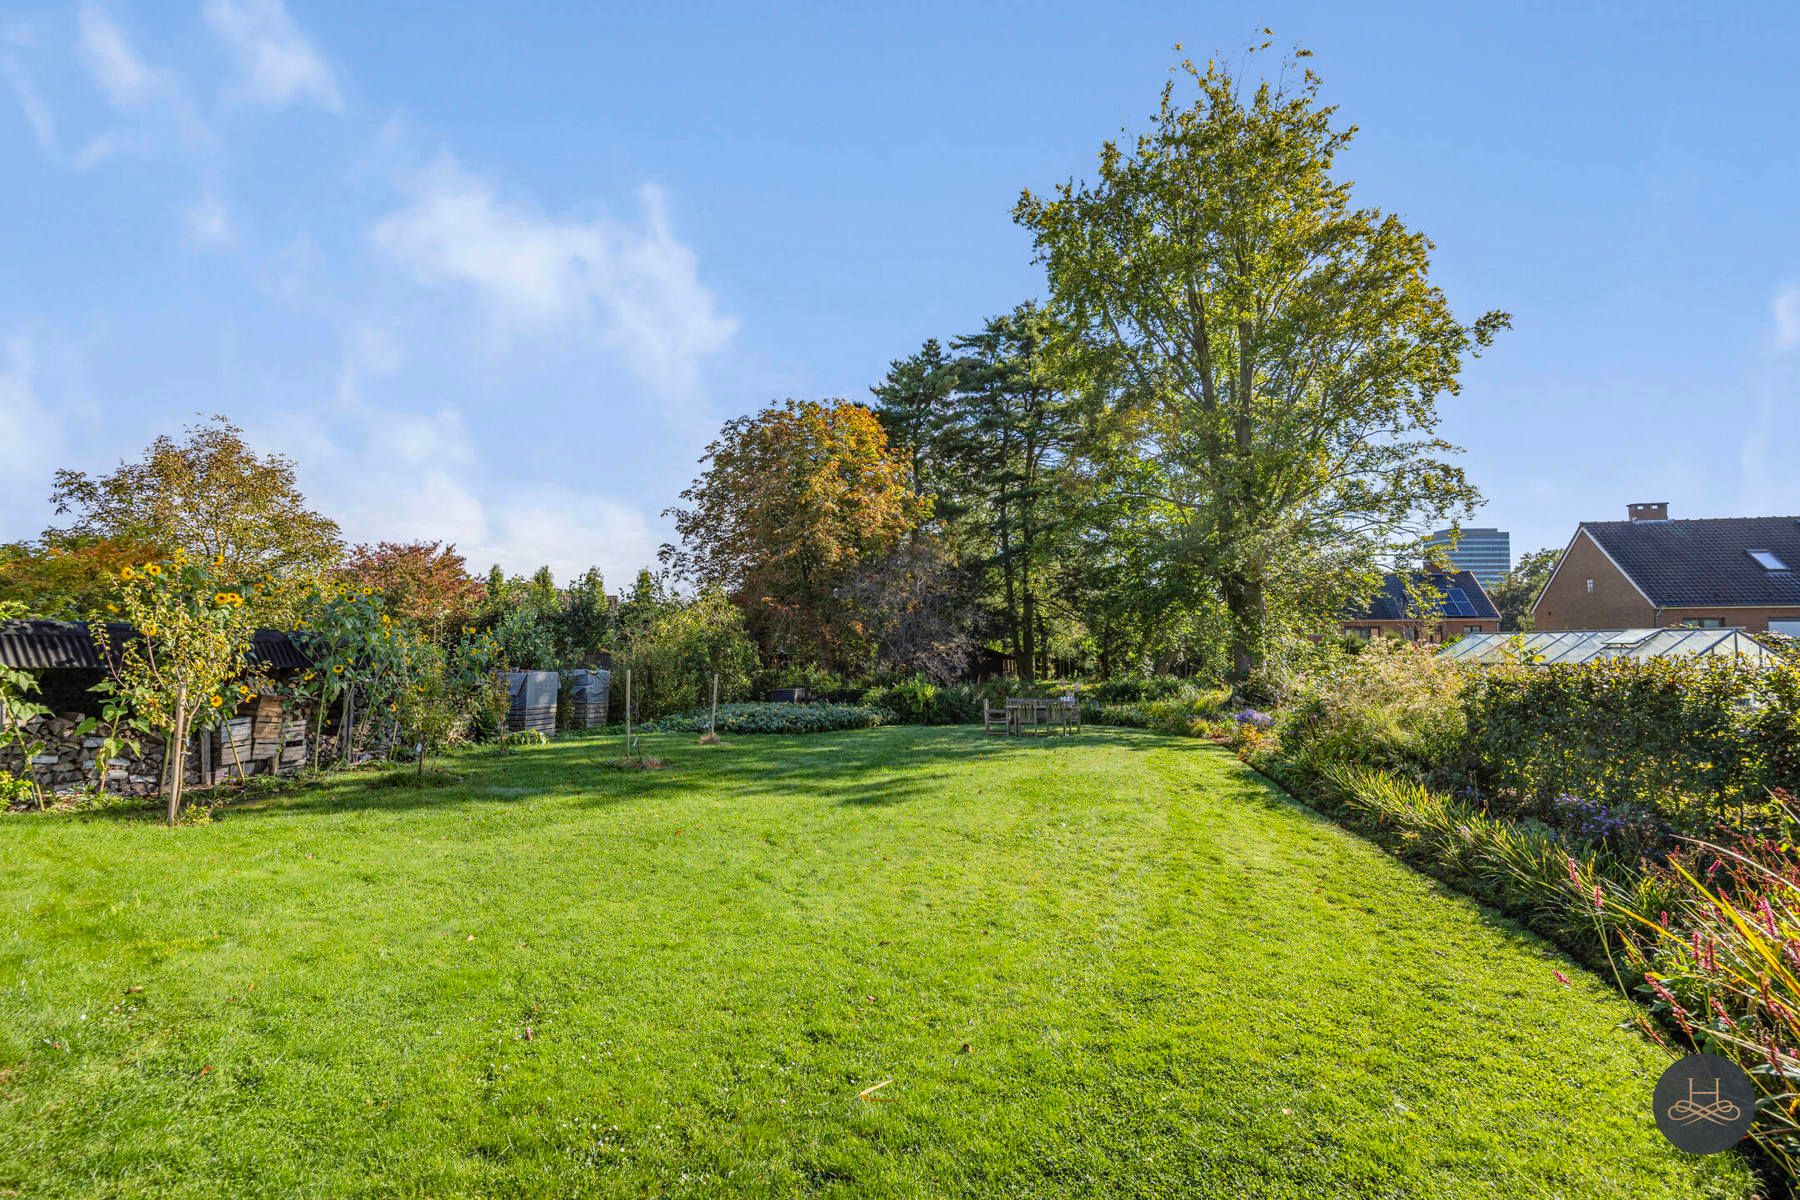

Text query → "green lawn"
[0,726,1755,1198]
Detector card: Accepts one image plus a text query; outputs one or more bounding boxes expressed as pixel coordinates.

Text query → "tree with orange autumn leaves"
[663,399,927,669]
[339,540,483,637]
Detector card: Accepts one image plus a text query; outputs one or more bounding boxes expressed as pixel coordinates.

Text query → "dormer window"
[1749,550,1790,571]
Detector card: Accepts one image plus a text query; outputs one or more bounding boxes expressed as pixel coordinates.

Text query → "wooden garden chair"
[982,699,1011,735]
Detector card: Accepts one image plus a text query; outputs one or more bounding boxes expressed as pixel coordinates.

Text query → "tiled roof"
[0,620,313,672]
[1582,516,1800,607]
[1344,569,1500,622]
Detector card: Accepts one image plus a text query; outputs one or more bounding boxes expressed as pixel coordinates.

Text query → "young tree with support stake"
[94,554,255,823]
[1016,44,1507,681]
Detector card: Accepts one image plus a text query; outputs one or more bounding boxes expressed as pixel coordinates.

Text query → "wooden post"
[624,668,633,761]
[167,683,187,826]
[710,672,719,737]
[340,688,355,767]
[199,724,213,788]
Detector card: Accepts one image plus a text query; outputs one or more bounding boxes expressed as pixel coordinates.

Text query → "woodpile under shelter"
[0,619,319,796]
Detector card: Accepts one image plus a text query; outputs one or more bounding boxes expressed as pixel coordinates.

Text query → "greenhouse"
[1437,627,1775,666]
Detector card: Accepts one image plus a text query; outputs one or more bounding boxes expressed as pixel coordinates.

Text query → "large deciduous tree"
[1016,51,1507,679]
[48,415,344,583]
[663,399,926,667]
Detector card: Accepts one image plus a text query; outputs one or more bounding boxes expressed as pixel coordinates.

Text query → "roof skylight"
[1749,549,1790,571]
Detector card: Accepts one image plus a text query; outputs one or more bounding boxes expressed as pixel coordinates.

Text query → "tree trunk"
[1224,572,1266,683]
[1020,586,1037,683]
[997,506,1020,675]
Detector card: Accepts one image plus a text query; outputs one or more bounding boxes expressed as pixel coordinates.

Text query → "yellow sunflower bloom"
[332,664,344,674]
[120,567,136,580]
[209,695,224,708]
[144,563,161,576]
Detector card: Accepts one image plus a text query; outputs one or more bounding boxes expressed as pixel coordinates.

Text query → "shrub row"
[1081,684,1233,738]
[1466,656,1800,836]
[642,702,889,735]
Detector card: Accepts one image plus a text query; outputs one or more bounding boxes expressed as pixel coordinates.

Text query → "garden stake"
[166,681,187,825]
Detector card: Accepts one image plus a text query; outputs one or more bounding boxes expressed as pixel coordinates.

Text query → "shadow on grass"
[1208,746,1586,963]
[64,723,1203,824]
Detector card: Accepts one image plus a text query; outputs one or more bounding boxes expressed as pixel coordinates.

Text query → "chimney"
[1628,501,1669,522]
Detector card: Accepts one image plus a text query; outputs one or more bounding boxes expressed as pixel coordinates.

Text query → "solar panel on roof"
[1442,587,1477,617]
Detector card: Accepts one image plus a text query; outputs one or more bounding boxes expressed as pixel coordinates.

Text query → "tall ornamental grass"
[1606,800,1800,1177]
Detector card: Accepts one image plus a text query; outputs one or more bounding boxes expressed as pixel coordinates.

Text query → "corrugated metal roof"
[0,620,313,672]
[1438,628,1774,666]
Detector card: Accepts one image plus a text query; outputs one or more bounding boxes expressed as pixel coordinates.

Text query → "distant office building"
[1425,527,1510,586]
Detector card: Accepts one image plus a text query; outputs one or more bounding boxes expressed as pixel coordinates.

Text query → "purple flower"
[1233,708,1273,729]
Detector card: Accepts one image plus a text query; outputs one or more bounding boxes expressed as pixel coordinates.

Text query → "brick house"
[1532,503,1800,635]
[1341,568,1501,643]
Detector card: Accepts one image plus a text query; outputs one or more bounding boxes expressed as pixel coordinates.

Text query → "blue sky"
[2,1,1796,584]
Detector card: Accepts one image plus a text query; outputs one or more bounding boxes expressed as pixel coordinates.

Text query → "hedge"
[1466,656,1800,834]
[642,702,889,735]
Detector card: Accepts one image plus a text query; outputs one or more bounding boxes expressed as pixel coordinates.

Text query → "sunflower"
[332,664,345,675]
[144,563,162,576]
[119,566,136,581]
[209,695,224,708]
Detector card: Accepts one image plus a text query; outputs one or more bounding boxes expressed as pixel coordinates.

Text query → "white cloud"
[187,193,233,245]
[370,155,738,398]
[77,3,161,109]
[203,0,341,112]
[73,3,205,152]
[308,414,663,583]
[2,56,56,149]
[256,329,663,584]
[5,53,129,169]
[1775,284,1800,353]
[0,338,63,535]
